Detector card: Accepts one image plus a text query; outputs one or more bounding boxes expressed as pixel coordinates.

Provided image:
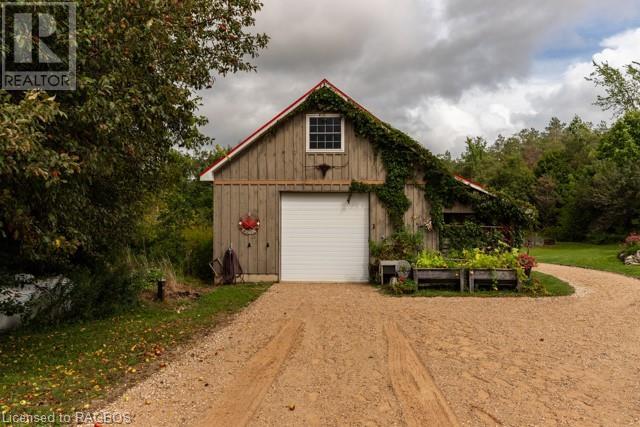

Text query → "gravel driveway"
[104,264,640,426]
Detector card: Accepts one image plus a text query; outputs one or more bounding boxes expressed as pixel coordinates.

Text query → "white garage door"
[281,193,369,282]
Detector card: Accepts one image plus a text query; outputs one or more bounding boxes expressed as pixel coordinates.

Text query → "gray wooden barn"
[200,79,486,282]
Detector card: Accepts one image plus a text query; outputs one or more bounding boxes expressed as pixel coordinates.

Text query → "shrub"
[625,232,640,245]
[621,243,640,257]
[389,278,417,295]
[369,230,424,264]
[461,248,520,270]
[142,225,213,282]
[441,221,507,252]
[619,232,640,260]
[181,226,213,281]
[517,253,537,271]
[56,259,149,323]
[415,250,452,268]
[520,277,549,296]
[7,263,143,328]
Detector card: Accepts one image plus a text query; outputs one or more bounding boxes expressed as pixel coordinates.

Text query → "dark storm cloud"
[197,0,640,153]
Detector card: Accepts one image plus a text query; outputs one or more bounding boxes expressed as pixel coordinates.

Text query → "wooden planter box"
[412,268,466,291]
[468,268,520,292]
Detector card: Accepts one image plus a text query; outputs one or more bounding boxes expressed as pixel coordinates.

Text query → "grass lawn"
[530,242,640,278]
[0,283,270,420]
[396,271,573,298]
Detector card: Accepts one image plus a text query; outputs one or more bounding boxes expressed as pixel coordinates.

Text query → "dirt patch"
[198,319,304,426]
[385,321,459,427]
[140,281,207,302]
[104,265,640,426]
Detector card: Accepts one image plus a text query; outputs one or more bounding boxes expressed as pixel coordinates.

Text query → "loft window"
[307,114,344,152]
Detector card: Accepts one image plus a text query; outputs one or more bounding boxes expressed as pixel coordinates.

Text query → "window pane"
[335,134,342,149]
[308,116,342,150]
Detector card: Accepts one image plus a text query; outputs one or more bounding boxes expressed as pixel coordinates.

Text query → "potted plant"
[412,250,465,291]
[396,260,412,281]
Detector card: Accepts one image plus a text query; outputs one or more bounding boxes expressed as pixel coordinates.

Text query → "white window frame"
[306,113,345,153]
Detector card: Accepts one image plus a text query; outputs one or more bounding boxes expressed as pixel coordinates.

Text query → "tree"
[133,147,228,280]
[586,160,640,237]
[0,1,268,271]
[599,110,640,163]
[532,175,561,230]
[487,144,535,203]
[457,137,490,180]
[588,61,640,117]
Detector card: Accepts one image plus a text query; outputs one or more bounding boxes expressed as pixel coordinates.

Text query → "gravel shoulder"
[104,264,640,426]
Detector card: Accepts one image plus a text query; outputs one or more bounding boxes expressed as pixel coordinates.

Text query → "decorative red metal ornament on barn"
[238,213,260,235]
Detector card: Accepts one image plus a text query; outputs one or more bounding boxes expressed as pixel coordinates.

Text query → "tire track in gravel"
[198,318,304,427]
[384,320,460,427]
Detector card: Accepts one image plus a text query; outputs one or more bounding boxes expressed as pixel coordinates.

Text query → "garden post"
[157,278,166,301]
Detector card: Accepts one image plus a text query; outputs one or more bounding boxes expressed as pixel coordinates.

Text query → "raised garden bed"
[412,268,465,291]
[468,268,520,292]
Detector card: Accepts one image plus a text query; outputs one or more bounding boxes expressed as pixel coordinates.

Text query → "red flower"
[624,232,640,245]
[517,253,537,269]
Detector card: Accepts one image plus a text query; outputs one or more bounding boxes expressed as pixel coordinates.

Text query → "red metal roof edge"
[454,174,491,194]
[199,79,327,178]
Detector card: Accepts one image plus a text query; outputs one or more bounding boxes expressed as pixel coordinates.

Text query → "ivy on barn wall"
[282,86,533,245]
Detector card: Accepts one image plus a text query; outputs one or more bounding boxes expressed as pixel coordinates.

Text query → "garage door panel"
[281,193,369,282]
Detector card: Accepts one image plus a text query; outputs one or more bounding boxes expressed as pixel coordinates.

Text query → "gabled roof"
[200,79,376,181]
[199,79,491,195]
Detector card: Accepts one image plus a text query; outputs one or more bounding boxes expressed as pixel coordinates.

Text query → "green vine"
[286,87,532,239]
[441,221,506,252]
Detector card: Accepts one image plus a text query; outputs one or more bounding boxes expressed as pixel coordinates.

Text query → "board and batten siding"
[212,110,438,277]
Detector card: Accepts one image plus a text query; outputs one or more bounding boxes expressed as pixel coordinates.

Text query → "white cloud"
[196,1,640,154]
[412,28,640,155]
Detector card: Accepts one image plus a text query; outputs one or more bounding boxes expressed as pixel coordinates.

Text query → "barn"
[200,79,492,282]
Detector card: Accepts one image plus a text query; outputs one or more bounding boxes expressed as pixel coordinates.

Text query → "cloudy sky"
[198,0,640,156]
